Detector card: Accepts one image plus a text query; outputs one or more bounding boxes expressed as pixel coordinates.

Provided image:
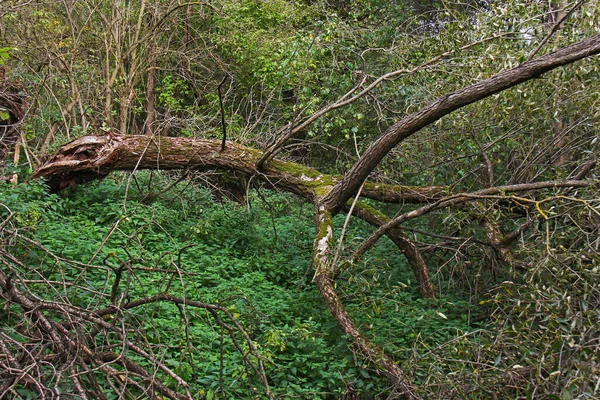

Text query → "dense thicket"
[1,0,599,398]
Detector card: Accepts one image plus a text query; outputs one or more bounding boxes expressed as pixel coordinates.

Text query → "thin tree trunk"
[144,64,157,135]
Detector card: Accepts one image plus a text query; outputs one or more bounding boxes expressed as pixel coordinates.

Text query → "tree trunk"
[32,132,443,393]
[0,71,27,166]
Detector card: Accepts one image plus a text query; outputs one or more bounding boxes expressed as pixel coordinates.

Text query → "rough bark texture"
[32,133,444,207]
[323,34,600,212]
[312,208,418,398]
[32,132,440,394]
[32,133,314,199]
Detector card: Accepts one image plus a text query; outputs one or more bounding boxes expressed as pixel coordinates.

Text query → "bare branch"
[256,34,514,167]
[354,179,595,258]
[344,201,435,298]
[311,208,418,398]
[322,34,600,212]
[527,0,588,61]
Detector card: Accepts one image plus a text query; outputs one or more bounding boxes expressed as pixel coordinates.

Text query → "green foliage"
[3,0,599,398]
[0,46,12,65]
[210,0,320,89]
[157,75,194,111]
[0,177,479,397]
[407,249,599,398]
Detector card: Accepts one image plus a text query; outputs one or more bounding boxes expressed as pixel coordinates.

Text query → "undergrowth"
[1,173,485,398]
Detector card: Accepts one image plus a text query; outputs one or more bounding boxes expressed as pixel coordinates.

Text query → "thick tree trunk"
[32,133,315,200]
[32,133,444,206]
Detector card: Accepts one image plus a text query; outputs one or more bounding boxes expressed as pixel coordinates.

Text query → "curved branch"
[354,179,595,258]
[323,34,600,212]
[312,207,418,398]
[344,201,435,299]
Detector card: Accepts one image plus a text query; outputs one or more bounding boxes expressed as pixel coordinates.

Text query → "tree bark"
[31,133,444,208]
[32,132,443,393]
[0,73,27,166]
[347,201,436,299]
[312,208,418,398]
[322,34,600,212]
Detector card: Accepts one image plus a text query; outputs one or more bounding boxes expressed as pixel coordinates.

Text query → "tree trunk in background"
[144,7,157,136]
[0,69,26,167]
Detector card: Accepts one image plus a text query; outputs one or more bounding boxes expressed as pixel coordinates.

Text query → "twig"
[528,0,587,61]
[218,74,229,152]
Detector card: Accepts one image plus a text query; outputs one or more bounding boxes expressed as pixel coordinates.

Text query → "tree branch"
[31,133,444,206]
[353,179,595,258]
[344,201,435,298]
[323,34,600,213]
[256,34,515,167]
[311,207,418,398]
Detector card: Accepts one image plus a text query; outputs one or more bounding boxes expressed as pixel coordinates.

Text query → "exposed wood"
[31,133,444,207]
[312,208,418,399]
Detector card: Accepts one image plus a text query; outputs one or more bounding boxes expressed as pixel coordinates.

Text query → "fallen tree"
[27,32,600,397]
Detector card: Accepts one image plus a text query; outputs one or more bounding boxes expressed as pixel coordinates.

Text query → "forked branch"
[353,179,595,258]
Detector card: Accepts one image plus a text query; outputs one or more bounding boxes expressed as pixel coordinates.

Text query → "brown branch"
[218,74,228,152]
[344,201,435,298]
[32,133,444,206]
[353,179,595,259]
[322,34,600,213]
[527,0,587,61]
[256,34,514,167]
[312,209,418,398]
[569,159,597,180]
